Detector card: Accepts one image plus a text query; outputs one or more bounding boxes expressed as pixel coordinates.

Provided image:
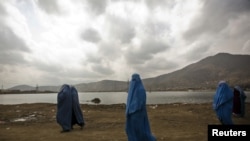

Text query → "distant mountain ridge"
[143,53,250,91]
[6,53,250,92]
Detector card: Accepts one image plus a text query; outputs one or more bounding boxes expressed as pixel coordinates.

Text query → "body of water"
[0,91,249,105]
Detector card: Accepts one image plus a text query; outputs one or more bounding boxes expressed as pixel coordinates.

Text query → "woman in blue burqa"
[56,84,85,132]
[125,73,156,141]
[213,81,234,125]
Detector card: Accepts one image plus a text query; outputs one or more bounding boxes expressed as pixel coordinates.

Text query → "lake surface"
[0,91,249,105]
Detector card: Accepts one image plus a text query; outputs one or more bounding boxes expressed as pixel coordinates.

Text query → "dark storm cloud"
[0,2,30,66]
[106,14,136,44]
[0,24,30,65]
[36,0,61,14]
[184,0,250,40]
[0,24,30,52]
[125,38,168,64]
[85,0,108,15]
[80,28,101,43]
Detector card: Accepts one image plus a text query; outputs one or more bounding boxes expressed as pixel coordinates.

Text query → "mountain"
[6,53,250,92]
[8,85,35,91]
[7,85,60,93]
[143,53,250,91]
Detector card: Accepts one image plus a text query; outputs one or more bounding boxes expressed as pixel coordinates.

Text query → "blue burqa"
[56,84,85,132]
[125,73,156,141]
[213,81,234,125]
[233,86,247,117]
[71,86,85,128]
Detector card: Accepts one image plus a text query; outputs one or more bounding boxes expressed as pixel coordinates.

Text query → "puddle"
[12,114,36,122]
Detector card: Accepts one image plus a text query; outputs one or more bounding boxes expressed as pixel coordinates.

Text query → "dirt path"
[0,103,250,141]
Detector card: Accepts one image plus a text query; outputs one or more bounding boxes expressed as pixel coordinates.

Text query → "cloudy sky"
[0,0,250,88]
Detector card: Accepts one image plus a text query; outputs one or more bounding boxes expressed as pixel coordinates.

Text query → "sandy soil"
[0,103,250,141]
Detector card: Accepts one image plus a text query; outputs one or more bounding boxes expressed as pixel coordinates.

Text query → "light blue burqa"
[125,73,156,141]
[213,81,234,125]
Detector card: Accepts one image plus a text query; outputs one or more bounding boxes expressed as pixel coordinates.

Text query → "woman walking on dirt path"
[125,73,156,141]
